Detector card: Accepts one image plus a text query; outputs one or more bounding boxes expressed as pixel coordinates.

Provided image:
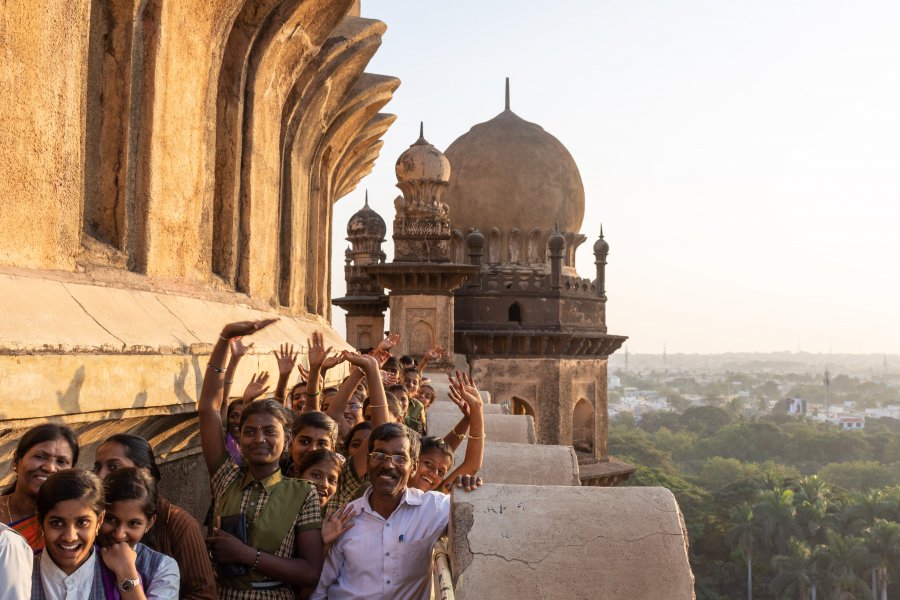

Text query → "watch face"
[121,580,136,591]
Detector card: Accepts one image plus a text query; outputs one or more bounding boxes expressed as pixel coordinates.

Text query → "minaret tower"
[367,124,479,368]
[332,192,389,349]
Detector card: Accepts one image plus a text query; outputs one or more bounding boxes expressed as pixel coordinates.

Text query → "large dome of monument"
[443,101,585,236]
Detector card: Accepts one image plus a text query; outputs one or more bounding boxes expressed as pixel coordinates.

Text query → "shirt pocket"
[398,537,434,583]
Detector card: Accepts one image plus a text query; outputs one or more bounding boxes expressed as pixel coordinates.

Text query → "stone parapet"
[426,412,535,444]
[451,442,580,486]
[449,484,695,599]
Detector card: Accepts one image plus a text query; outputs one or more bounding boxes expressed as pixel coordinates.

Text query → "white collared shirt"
[0,523,32,600]
[312,486,450,600]
[39,545,97,600]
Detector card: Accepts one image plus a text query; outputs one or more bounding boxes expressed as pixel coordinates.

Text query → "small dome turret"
[395,122,451,184]
[593,226,609,255]
[347,192,386,240]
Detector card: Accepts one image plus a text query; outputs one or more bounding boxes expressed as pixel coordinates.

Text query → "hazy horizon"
[330,1,900,354]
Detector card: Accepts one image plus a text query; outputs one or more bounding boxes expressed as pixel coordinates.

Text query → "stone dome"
[347,194,386,239]
[443,108,585,236]
[395,123,451,183]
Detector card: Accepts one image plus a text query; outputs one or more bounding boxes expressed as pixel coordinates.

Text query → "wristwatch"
[118,578,141,593]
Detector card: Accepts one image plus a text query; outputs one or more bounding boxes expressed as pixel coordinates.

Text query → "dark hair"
[7,424,80,494]
[37,469,104,523]
[342,421,373,455]
[226,399,244,416]
[402,367,420,379]
[383,392,404,421]
[383,356,401,373]
[13,424,79,469]
[295,449,342,479]
[292,411,339,448]
[240,399,293,433]
[420,436,454,464]
[103,466,158,519]
[100,434,162,482]
[399,355,415,367]
[368,423,420,462]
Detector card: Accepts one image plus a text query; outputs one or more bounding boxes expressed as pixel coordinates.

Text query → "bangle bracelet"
[251,549,261,571]
[219,335,229,342]
[368,404,388,408]
[224,380,233,385]
[207,363,225,373]
[451,429,466,441]
[467,432,486,440]
[306,390,320,397]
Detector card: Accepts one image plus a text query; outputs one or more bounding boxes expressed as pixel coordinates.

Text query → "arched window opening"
[508,302,522,324]
[572,398,595,453]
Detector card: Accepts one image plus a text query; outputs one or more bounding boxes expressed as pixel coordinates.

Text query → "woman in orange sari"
[1,423,79,551]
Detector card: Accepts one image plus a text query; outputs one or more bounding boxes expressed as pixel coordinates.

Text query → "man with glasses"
[312,422,479,599]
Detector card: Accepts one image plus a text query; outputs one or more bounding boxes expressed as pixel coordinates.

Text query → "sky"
[329,0,900,355]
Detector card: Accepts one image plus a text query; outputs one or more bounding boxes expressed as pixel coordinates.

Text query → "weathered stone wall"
[387,294,455,359]
[450,485,695,599]
[426,412,535,445]
[469,357,609,460]
[0,0,398,515]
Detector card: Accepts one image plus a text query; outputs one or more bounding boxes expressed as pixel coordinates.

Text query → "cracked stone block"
[449,484,695,600]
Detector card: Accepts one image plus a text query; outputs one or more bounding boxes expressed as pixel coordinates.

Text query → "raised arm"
[441,372,484,492]
[199,319,277,472]
[442,392,471,452]
[273,343,298,405]
[221,337,252,420]
[343,352,388,427]
[325,367,365,425]
[304,331,331,412]
[417,345,445,374]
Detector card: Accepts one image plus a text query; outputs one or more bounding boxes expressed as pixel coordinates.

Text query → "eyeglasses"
[368,451,410,466]
[347,403,361,411]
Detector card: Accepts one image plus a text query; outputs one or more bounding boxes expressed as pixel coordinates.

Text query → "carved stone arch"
[84,0,153,269]
[573,398,594,453]
[450,229,466,264]
[333,112,396,201]
[307,73,398,316]
[280,17,387,313]
[488,228,502,264]
[508,301,523,324]
[512,396,535,418]
[235,1,354,304]
[508,228,522,264]
[212,0,290,287]
[526,227,543,263]
[408,320,434,357]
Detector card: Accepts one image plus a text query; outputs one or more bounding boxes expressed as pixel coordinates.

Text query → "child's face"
[409,448,453,492]
[301,461,341,507]
[42,499,103,575]
[403,373,420,396]
[99,499,154,548]
[227,404,243,437]
[240,413,287,466]
[290,426,333,465]
[418,386,436,408]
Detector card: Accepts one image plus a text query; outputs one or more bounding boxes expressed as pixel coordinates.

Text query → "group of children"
[0,318,485,599]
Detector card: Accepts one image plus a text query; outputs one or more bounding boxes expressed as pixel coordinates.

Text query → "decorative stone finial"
[417,121,425,143]
[364,189,369,207]
[505,77,510,112]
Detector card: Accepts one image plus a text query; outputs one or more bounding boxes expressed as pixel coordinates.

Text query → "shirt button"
[386,552,390,556]
[386,523,391,527]
[387,580,391,584]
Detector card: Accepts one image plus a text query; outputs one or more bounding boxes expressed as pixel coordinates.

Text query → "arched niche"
[508,302,523,325]
[450,229,466,264]
[573,398,595,453]
[488,228,502,264]
[526,228,543,264]
[408,320,434,357]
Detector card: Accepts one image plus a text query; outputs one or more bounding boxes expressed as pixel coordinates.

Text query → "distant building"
[787,397,806,416]
[838,416,865,430]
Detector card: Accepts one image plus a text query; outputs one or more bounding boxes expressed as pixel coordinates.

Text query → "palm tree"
[754,487,799,556]
[816,530,871,599]
[727,502,756,600]
[864,519,900,600]
[794,477,829,546]
[770,539,816,600]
